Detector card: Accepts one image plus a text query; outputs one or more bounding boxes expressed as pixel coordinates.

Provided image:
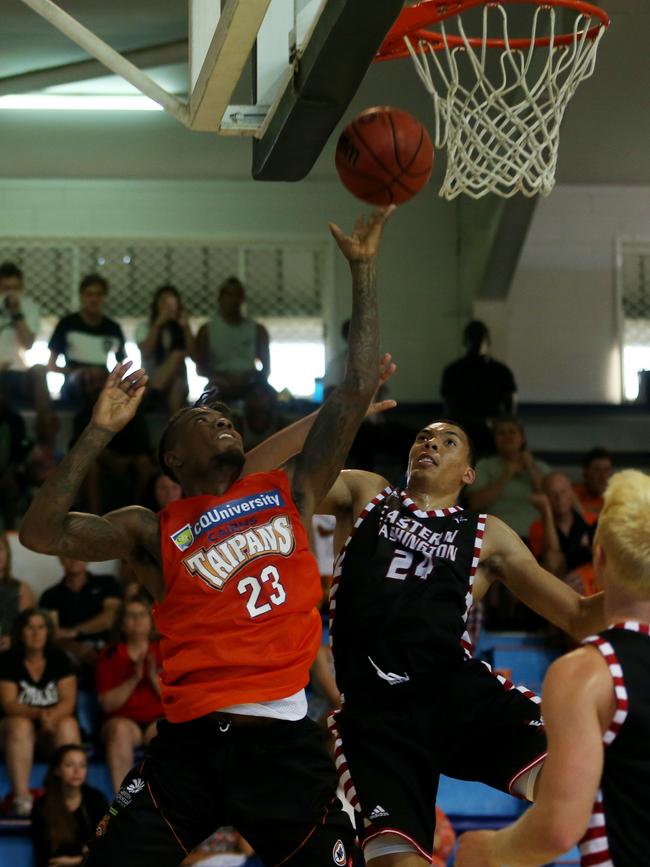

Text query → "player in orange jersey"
[20,206,395,867]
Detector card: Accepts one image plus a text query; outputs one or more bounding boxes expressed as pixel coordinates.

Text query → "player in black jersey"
[310,420,607,867]
[457,469,650,867]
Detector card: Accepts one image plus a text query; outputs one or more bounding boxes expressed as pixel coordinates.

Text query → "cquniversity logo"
[171,524,194,552]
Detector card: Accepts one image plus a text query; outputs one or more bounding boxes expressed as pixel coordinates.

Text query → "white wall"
[0,178,461,402]
[491,185,650,403]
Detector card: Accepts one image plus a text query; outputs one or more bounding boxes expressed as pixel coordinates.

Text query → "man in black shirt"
[440,320,516,457]
[48,274,126,406]
[39,558,122,665]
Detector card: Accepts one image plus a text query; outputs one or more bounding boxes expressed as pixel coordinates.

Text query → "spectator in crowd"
[39,557,122,668]
[0,532,35,652]
[194,276,270,401]
[0,261,50,410]
[48,274,126,406]
[136,285,194,417]
[96,595,162,792]
[31,744,108,867]
[441,320,517,458]
[141,470,182,514]
[468,415,549,542]
[237,381,284,449]
[24,409,64,493]
[0,608,80,816]
[0,383,32,529]
[529,471,597,593]
[70,366,154,513]
[323,319,350,396]
[574,446,613,521]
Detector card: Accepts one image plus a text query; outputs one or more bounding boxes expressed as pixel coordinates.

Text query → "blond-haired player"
[457,469,650,867]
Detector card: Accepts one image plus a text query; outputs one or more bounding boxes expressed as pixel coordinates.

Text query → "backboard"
[17,0,404,181]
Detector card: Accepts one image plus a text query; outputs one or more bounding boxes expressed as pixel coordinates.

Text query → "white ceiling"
[0,0,649,184]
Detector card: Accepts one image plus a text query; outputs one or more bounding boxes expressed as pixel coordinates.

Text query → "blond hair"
[595,470,650,597]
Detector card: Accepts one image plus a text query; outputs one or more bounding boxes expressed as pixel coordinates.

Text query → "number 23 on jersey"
[238,565,287,619]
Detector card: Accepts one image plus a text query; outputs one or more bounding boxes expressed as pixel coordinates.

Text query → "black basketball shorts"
[330,659,547,861]
[86,714,355,867]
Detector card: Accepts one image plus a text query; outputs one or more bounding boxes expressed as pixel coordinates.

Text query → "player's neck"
[605,584,650,627]
[404,480,460,511]
[182,466,242,498]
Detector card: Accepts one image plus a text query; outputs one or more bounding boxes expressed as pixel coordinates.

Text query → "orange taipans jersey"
[155,469,322,722]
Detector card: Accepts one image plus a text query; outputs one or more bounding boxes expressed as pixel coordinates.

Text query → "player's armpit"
[481,515,593,640]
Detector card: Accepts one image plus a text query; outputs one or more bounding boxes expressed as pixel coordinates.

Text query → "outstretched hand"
[90,361,148,434]
[329,205,396,262]
[366,353,397,418]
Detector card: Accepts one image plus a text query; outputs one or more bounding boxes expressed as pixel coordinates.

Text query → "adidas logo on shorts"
[369,805,389,820]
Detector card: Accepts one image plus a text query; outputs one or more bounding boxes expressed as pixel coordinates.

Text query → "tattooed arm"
[290,207,394,523]
[19,363,154,564]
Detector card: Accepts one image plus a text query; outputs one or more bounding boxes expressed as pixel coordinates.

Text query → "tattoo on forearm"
[292,256,379,517]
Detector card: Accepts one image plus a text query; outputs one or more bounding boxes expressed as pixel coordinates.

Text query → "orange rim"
[377,0,610,61]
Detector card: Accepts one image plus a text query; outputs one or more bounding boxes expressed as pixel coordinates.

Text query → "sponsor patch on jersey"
[171,523,195,552]
[332,839,347,866]
[95,813,111,837]
[183,514,296,590]
[190,489,285,541]
[115,777,145,808]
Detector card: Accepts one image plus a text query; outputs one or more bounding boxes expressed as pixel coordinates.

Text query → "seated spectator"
[137,284,194,416]
[0,532,35,652]
[0,608,80,816]
[141,470,182,513]
[529,471,597,591]
[47,274,126,406]
[24,409,64,493]
[467,416,549,542]
[95,595,162,792]
[574,446,613,521]
[31,744,108,867]
[0,384,33,529]
[195,276,270,401]
[39,557,122,668]
[70,366,154,513]
[441,320,517,458]
[0,261,50,410]
[238,381,284,449]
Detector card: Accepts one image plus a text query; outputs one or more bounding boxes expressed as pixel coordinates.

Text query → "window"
[619,241,650,401]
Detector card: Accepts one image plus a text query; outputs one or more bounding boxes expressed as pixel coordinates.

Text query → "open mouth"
[417,453,438,467]
[218,432,236,441]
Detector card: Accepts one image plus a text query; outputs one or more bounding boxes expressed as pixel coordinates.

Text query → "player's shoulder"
[545,644,612,700]
[341,469,390,500]
[105,505,159,552]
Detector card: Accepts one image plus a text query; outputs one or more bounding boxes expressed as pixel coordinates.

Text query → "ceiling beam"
[18,0,189,124]
[0,41,188,97]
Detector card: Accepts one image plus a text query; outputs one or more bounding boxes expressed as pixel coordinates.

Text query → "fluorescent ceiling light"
[0,94,164,111]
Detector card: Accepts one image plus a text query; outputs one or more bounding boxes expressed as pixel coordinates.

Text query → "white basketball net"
[403,3,606,199]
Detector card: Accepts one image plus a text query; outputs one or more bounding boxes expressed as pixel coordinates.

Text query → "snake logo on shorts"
[332,839,347,866]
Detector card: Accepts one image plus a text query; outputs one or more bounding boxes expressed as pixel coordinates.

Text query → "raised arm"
[19,362,151,563]
[289,207,394,522]
[478,516,606,641]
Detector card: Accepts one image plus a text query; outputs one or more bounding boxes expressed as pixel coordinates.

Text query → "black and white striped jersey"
[330,486,486,705]
[581,622,650,867]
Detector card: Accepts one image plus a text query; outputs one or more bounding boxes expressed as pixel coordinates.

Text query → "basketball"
[335,107,434,206]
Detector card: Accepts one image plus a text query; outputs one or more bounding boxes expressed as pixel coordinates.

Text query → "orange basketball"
[335,107,434,206]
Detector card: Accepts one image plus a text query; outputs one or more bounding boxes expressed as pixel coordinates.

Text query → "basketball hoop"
[377,0,610,199]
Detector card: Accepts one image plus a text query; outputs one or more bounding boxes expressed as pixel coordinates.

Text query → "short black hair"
[424,418,477,468]
[79,273,109,294]
[583,447,613,469]
[463,320,489,352]
[157,389,233,482]
[0,261,23,281]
